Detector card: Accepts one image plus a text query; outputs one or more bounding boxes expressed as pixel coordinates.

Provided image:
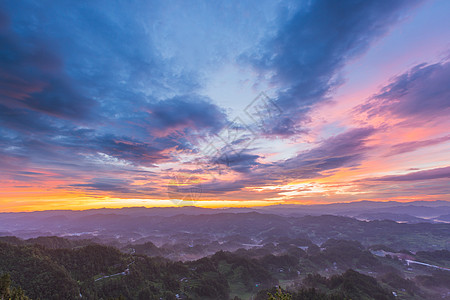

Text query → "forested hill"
[1,236,450,299]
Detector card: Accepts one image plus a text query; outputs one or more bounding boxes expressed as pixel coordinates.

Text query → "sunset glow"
[1,0,449,212]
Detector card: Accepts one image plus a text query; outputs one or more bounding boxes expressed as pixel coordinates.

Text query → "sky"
[0,0,449,211]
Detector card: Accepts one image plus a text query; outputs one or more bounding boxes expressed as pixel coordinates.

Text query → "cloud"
[1,0,447,205]
[200,180,246,195]
[88,134,170,166]
[278,127,375,179]
[145,95,228,137]
[206,127,377,194]
[0,2,231,186]
[356,60,450,125]
[70,178,133,193]
[369,166,450,182]
[386,134,450,156]
[0,14,96,121]
[212,152,261,174]
[43,129,174,167]
[244,0,422,135]
[0,104,57,133]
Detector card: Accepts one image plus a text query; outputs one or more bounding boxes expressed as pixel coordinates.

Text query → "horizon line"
[1,199,448,214]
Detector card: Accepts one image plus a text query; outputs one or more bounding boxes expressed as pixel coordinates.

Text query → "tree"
[0,274,11,300]
[0,273,30,300]
[267,287,292,300]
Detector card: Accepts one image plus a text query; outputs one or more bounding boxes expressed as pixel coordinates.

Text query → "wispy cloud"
[369,166,450,182]
[244,0,422,136]
[355,60,450,126]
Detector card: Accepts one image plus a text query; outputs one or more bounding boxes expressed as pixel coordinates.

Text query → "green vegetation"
[1,233,449,299]
[0,273,30,300]
[258,270,394,300]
